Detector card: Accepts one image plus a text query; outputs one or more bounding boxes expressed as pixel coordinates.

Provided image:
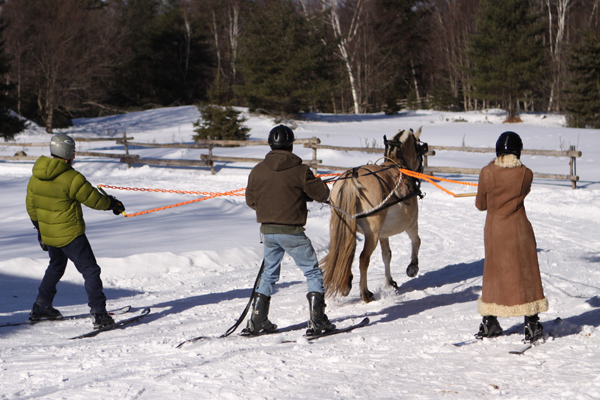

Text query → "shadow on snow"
[0,272,142,334]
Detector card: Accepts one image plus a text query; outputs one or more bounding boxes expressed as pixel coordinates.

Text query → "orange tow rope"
[98,184,245,217]
[399,169,478,197]
[99,170,477,218]
[319,170,477,197]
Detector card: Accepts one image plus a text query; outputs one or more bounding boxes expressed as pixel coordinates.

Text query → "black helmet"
[495,131,523,158]
[268,125,294,150]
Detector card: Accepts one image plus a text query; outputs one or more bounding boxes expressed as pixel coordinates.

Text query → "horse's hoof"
[342,277,353,296]
[387,280,398,289]
[406,263,419,277]
[361,291,375,303]
[342,285,352,297]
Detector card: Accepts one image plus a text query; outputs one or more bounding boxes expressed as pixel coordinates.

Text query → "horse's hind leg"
[405,224,421,278]
[380,238,397,289]
[358,233,378,302]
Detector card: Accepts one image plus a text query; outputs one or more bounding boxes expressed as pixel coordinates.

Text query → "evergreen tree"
[564,31,600,128]
[236,0,337,115]
[108,0,211,108]
[466,0,545,119]
[373,0,433,110]
[193,104,250,141]
[0,20,25,141]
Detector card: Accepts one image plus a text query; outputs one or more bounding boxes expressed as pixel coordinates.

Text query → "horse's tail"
[321,174,363,297]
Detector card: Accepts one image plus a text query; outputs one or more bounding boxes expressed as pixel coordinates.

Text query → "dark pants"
[36,234,107,314]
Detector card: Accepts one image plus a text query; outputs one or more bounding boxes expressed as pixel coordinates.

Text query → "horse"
[320,127,427,302]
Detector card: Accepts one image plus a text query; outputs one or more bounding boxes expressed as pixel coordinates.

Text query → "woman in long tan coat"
[475,131,548,343]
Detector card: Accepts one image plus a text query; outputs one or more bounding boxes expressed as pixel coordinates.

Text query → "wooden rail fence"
[1,133,582,188]
[302,143,582,189]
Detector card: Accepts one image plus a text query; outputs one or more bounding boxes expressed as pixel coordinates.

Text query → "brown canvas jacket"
[475,155,548,317]
[246,150,329,227]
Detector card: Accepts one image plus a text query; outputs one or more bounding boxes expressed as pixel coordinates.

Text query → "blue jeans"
[37,234,107,314]
[257,233,325,297]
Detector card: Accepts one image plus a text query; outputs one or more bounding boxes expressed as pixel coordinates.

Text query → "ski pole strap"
[221,259,265,338]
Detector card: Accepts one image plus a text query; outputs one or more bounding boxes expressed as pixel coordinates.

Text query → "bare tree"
[546,0,573,112]
[321,0,364,114]
[182,0,193,84]
[592,0,600,25]
[202,0,242,91]
[431,0,479,110]
[3,0,126,131]
[228,0,241,85]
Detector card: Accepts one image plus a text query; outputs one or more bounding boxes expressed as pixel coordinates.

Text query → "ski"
[176,322,307,348]
[509,317,562,355]
[453,338,480,347]
[69,307,150,340]
[281,317,370,343]
[509,342,535,355]
[509,335,548,355]
[454,317,562,351]
[177,317,370,348]
[0,306,132,328]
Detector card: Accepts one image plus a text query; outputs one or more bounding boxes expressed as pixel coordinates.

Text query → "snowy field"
[1,107,599,399]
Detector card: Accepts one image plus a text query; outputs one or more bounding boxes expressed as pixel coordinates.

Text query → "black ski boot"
[241,293,277,335]
[475,315,503,339]
[29,301,63,322]
[524,314,544,343]
[92,312,115,330]
[306,292,336,336]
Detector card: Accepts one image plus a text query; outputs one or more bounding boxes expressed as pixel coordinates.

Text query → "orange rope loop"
[399,168,478,197]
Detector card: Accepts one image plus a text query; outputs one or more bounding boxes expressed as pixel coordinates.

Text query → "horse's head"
[383,126,427,172]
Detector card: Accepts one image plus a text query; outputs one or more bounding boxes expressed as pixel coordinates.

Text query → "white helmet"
[50,134,75,160]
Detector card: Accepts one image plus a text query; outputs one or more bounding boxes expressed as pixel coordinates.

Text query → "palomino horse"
[320,127,427,302]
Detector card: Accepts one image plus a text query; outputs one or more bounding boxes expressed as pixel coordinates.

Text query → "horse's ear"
[398,129,409,143]
[414,126,423,139]
[383,135,387,144]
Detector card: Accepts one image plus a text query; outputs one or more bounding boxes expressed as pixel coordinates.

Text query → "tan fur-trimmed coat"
[475,155,548,317]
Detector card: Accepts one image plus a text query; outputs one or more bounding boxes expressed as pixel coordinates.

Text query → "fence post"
[311,137,318,175]
[208,137,215,175]
[122,131,131,168]
[570,145,577,189]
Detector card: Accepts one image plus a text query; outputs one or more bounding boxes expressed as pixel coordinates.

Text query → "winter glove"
[108,195,126,216]
[32,221,48,252]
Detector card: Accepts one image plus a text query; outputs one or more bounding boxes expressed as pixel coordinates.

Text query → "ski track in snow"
[1,108,599,399]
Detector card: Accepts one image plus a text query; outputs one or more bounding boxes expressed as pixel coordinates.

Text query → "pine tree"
[564,31,600,128]
[466,0,545,119]
[0,19,25,141]
[236,0,337,115]
[107,0,211,108]
[193,104,250,141]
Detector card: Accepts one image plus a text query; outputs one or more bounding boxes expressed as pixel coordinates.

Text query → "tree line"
[2,0,600,139]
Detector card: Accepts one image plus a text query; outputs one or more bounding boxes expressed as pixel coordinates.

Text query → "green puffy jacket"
[26,156,111,248]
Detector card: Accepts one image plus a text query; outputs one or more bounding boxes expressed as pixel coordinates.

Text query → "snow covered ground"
[1,107,599,399]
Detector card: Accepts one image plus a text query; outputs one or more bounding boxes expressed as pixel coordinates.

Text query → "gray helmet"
[268,125,294,150]
[50,134,76,160]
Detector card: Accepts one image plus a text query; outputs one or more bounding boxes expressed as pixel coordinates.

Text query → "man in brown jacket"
[475,131,548,343]
[243,125,335,336]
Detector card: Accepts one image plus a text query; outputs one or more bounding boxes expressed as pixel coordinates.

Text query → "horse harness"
[351,165,422,219]
[328,135,427,219]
